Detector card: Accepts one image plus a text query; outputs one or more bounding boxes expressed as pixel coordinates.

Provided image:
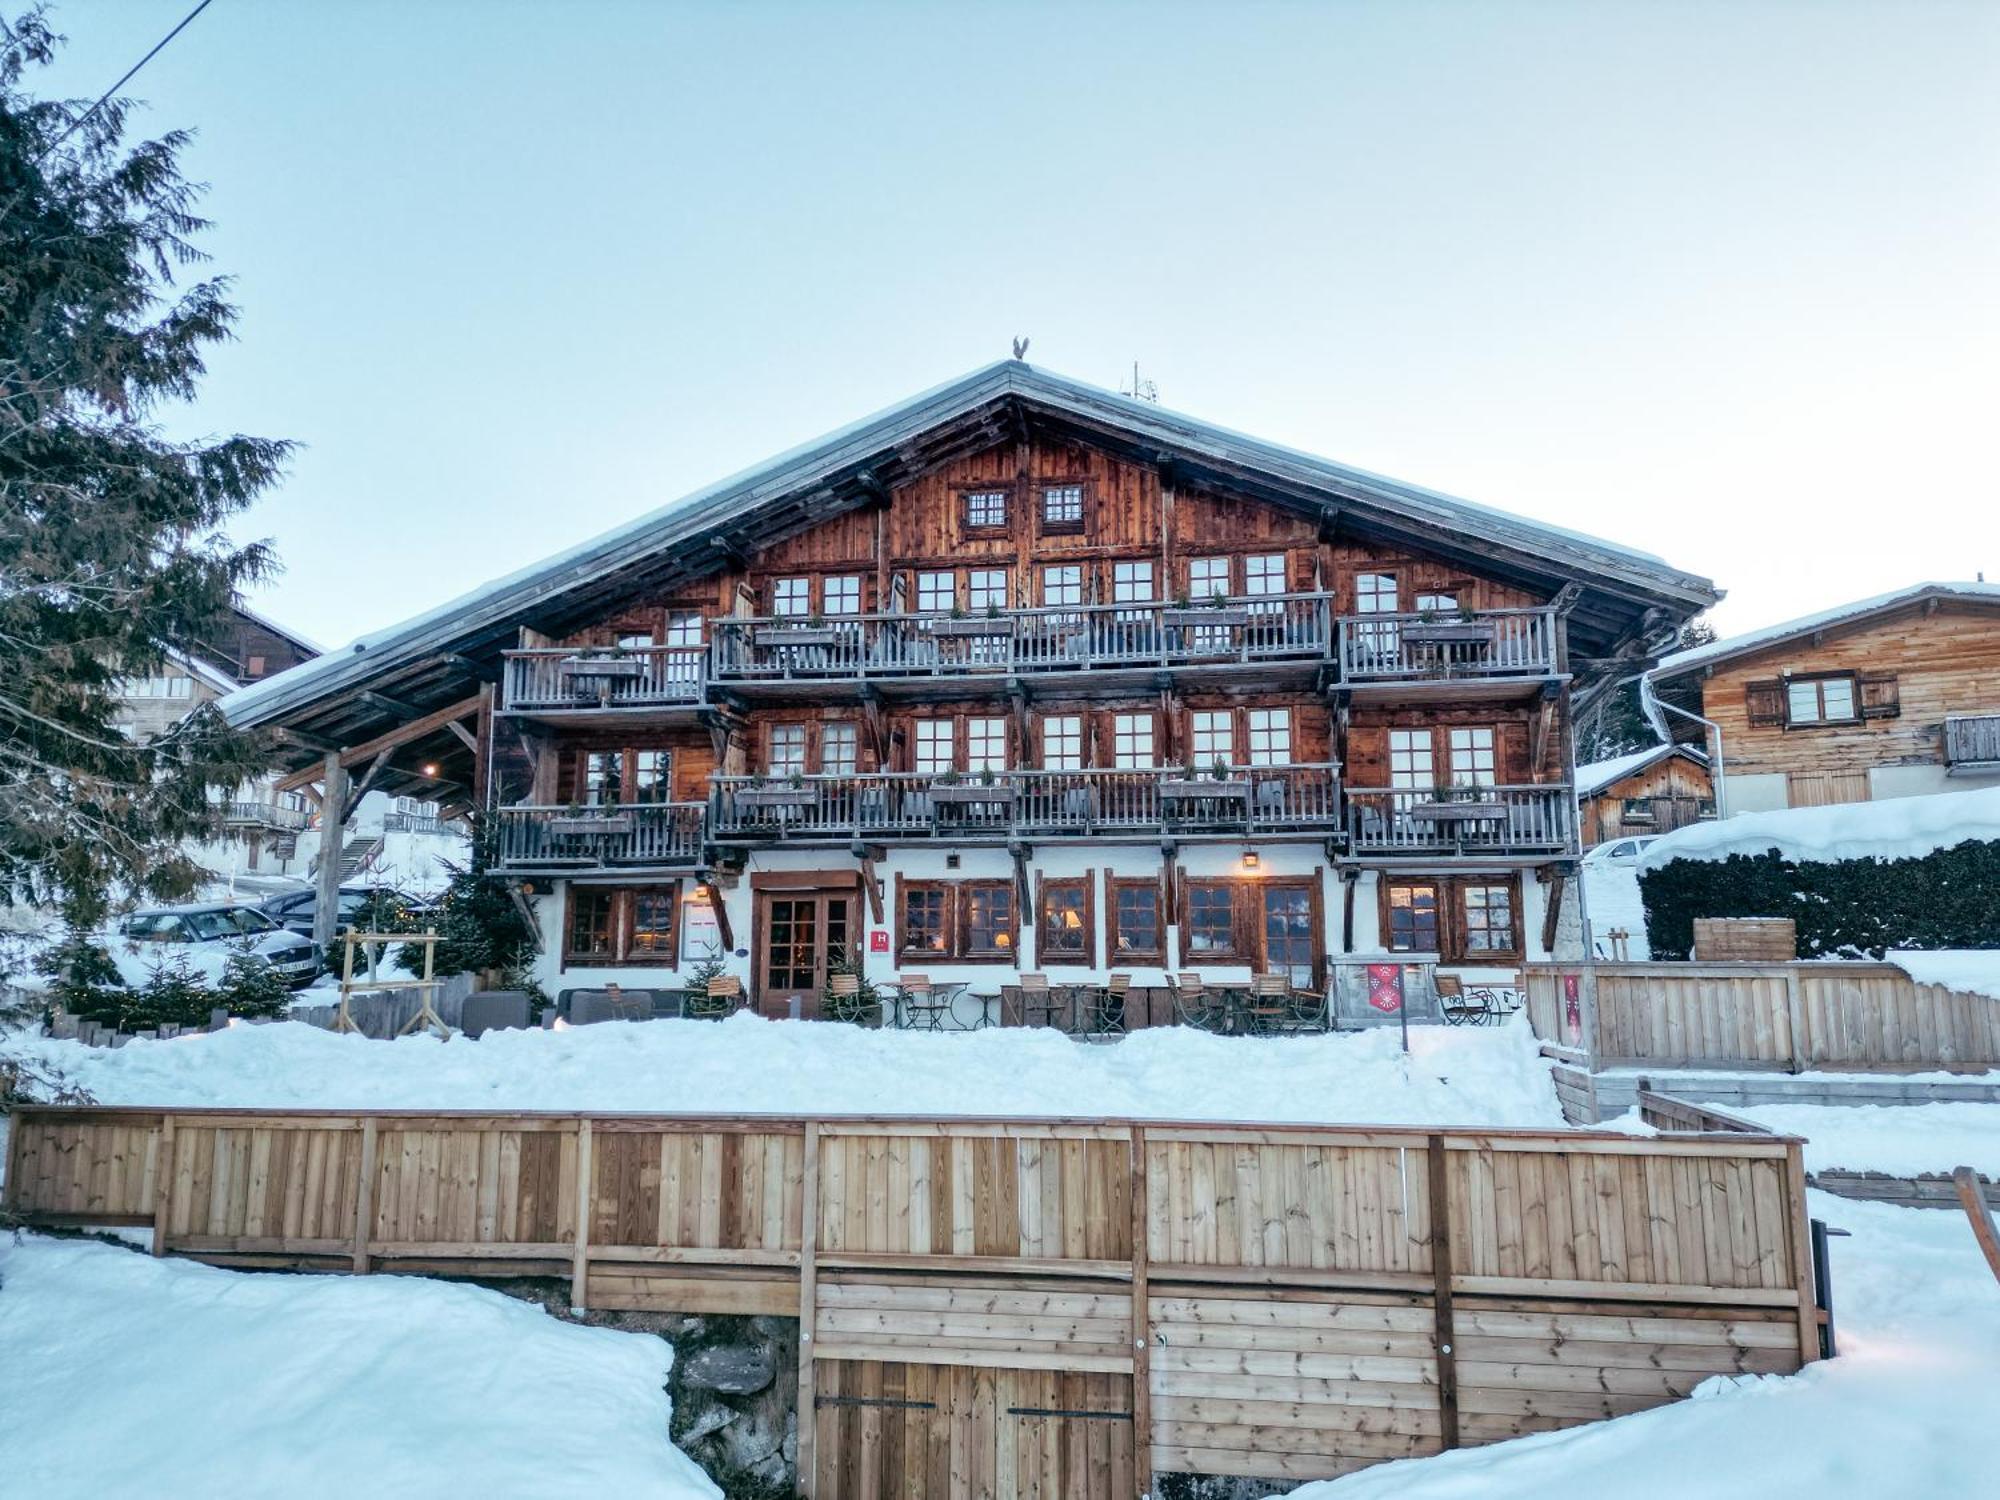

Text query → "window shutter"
[1858,672,1901,719]
[1744,679,1785,727]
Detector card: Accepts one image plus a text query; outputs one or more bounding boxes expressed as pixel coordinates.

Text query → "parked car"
[111,902,323,990]
[259,885,410,941]
[1583,835,1662,867]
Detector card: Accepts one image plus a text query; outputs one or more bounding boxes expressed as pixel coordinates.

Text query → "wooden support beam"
[1129,1125,1153,1500]
[352,1116,377,1274]
[796,1122,821,1497]
[699,878,735,952]
[856,855,885,927]
[272,725,338,754]
[444,719,479,753]
[1539,867,1565,956]
[358,689,423,719]
[1955,1165,2000,1285]
[341,751,390,825]
[1427,1134,1461,1449]
[275,693,482,791]
[571,1118,594,1312]
[151,1115,177,1256]
[312,753,350,949]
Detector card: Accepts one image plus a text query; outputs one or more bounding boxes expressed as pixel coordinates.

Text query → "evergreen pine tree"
[0,12,288,924]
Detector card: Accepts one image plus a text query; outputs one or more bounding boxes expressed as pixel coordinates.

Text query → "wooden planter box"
[929,617,1012,638]
[1164,607,1250,628]
[752,627,842,648]
[734,786,820,809]
[548,814,634,835]
[930,783,1018,805]
[1401,620,1491,646]
[1406,799,1506,825]
[1162,779,1250,801]
[558,655,648,679]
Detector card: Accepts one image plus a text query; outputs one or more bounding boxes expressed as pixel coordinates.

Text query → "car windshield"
[183,908,278,941]
[123,914,185,943]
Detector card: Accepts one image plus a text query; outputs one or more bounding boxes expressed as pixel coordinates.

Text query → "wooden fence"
[1524,961,2000,1074]
[4,1105,1819,1498]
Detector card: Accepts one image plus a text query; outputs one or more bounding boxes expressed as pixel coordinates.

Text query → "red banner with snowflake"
[1366,962,1404,1014]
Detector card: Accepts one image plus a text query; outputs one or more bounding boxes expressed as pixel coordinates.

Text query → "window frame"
[561,883,681,968]
[771,577,812,617]
[1783,672,1861,728]
[1107,877,1165,964]
[960,485,1011,534]
[1041,714,1083,771]
[1378,873,1523,963]
[1036,876,1096,968]
[896,878,1017,963]
[1182,879,1249,964]
[821,574,863,618]
[1039,482,1087,534]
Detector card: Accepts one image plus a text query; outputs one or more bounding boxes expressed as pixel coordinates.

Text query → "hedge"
[1639,837,2000,960]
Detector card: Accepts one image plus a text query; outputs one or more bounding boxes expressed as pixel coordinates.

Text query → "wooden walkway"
[5,1105,1822,1498]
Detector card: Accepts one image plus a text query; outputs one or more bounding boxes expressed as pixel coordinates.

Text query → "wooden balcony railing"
[1335,606,1560,683]
[709,594,1334,684]
[493,802,706,870]
[502,647,706,713]
[1345,784,1575,855]
[221,800,309,831]
[1945,714,2000,773]
[711,765,1342,840]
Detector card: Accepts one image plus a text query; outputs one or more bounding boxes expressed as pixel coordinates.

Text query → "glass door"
[757,891,855,1016]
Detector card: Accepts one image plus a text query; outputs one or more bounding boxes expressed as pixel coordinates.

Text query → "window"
[900,884,950,957]
[963,489,1008,530]
[562,885,679,966]
[967,569,1010,611]
[1460,882,1517,956]
[246,654,266,677]
[1620,797,1657,825]
[583,750,620,804]
[1038,879,1093,967]
[1384,880,1440,954]
[1190,710,1233,764]
[913,719,954,774]
[916,571,955,613]
[124,675,194,700]
[617,632,655,650]
[967,717,1007,772]
[1110,880,1163,962]
[1244,553,1287,603]
[823,575,861,617]
[632,750,672,802]
[1448,727,1497,788]
[664,612,704,648]
[772,578,810,617]
[1184,882,1243,960]
[1112,560,1155,603]
[1042,715,1083,770]
[768,724,807,775]
[962,883,1016,958]
[1356,572,1399,613]
[1388,728,1435,791]
[1041,565,1084,608]
[1113,713,1155,768]
[1247,708,1292,766]
[1262,885,1316,988]
[1041,483,1085,529]
[1786,675,1858,726]
[900,880,1016,962]
[1188,556,1231,602]
[821,723,858,776]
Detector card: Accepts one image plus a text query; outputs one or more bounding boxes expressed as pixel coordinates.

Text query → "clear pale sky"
[37,0,2000,646]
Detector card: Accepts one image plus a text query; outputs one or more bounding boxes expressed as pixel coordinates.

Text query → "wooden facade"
[1578,746,1714,846]
[1649,586,2000,817]
[5,1104,1822,1498]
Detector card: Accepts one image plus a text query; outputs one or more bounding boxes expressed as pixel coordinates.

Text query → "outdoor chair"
[1437,974,1492,1027]
[460,990,531,1038]
[1079,973,1131,1038]
[688,974,743,1020]
[1018,972,1073,1031]
[1171,973,1228,1033]
[897,973,952,1031]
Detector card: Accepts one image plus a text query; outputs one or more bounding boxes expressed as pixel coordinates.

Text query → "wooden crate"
[1692,918,1797,962]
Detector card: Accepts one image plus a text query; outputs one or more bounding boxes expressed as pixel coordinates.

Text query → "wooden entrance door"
[755,889,855,1017]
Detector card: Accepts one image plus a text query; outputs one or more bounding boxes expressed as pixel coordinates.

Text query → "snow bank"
[1583,861,1653,960]
[0,1235,718,1500]
[1637,785,2000,870]
[0,1013,1566,1127]
[1725,1101,2000,1178]
[1273,1191,2000,1500]
[1886,948,2000,1001]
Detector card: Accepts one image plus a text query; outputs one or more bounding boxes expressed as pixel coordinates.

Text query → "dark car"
[260,885,414,941]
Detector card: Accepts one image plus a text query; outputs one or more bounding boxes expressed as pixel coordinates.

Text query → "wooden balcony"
[493,802,706,872]
[1945,714,2000,775]
[501,647,707,719]
[708,595,1335,698]
[221,800,309,832]
[711,765,1343,843]
[1344,784,1576,858]
[1335,607,1562,702]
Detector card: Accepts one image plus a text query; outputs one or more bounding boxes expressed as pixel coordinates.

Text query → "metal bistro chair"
[1018,973,1074,1032]
[826,970,873,1026]
[1079,973,1132,1039]
[897,973,951,1032]
[1437,974,1492,1027]
[1171,973,1229,1034]
[1463,970,1522,1026]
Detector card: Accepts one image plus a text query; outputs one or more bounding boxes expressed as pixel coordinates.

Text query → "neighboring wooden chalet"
[1576,743,1712,846]
[222,362,1716,1004]
[1647,582,2000,817]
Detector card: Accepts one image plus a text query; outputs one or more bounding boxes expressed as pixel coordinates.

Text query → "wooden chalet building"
[224,363,1716,1008]
[1646,581,2000,817]
[1575,743,1713,847]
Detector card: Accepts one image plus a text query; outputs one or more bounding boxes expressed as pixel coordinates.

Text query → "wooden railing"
[1524,960,2000,1073]
[1945,713,2000,771]
[1345,784,1575,855]
[4,1105,1818,1493]
[502,647,707,712]
[711,765,1342,840]
[220,799,309,831]
[493,802,706,870]
[1336,606,1560,683]
[710,594,1335,683]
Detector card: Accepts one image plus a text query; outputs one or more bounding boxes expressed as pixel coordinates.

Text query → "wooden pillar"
[313,752,350,950]
[570,1117,594,1313]
[151,1114,177,1256]
[1427,1134,1461,1449]
[1129,1125,1153,1498]
[351,1116,377,1275]
[796,1121,821,1497]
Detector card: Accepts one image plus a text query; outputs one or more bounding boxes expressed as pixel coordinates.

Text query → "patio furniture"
[895,974,953,1031]
[461,991,531,1038]
[1437,974,1493,1027]
[826,971,876,1025]
[686,974,743,1020]
[1077,974,1132,1038]
[1171,973,1229,1033]
[1018,973,1074,1031]
[1242,973,1295,1035]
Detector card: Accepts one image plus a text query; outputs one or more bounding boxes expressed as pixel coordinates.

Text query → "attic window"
[963,489,1008,530]
[1040,484,1085,531]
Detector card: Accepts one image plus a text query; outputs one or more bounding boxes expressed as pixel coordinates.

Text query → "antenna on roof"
[1121,360,1158,403]
[1011,336,1030,361]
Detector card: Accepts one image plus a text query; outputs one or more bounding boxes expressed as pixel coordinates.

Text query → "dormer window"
[1040,484,1085,531]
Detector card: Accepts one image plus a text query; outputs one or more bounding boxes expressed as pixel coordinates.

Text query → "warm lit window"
[964,489,1008,529]
[1786,675,1858,726]
[823,575,862,617]
[566,888,617,962]
[1041,484,1085,528]
[1188,556,1230,601]
[961,883,1015,958]
[1384,881,1440,953]
[1248,708,1292,766]
[1042,715,1082,770]
[628,890,677,957]
[900,884,950,957]
[1190,710,1233,765]
[632,750,672,802]
[1448,727,1497,788]
[772,578,810,617]
[1038,880,1092,966]
[821,724,858,775]
[1112,560,1155,602]
[967,717,1007,772]
[917,571,955,613]
[1041,565,1084,608]
[768,724,807,775]
[914,719,954,774]
[1461,882,1516,955]
[562,885,678,966]
[898,880,1015,962]
[1111,881,1163,962]
[967,569,1009,611]
[1113,713,1155,768]
[1382,875,1520,962]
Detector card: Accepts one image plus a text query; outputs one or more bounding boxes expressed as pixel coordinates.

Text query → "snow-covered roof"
[1575,742,1707,798]
[232,602,322,657]
[1651,582,2000,681]
[1636,784,2000,871]
[223,361,1718,733]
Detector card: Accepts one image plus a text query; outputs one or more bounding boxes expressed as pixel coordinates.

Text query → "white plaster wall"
[1869,763,2000,801]
[1721,772,1790,817]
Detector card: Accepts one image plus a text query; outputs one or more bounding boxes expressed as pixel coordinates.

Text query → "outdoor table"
[897,979,966,1031]
[1020,988,1075,1031]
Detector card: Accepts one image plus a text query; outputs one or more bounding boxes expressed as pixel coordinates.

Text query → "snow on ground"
[0,1234,718,1500]
[1886,949,2000,1001]
[1729,1101,2000,1179]
[0,1012,1566,1126]
[1637,784,2000,870]
[1583,859,1653,959]
[1274,1190,2000,1500]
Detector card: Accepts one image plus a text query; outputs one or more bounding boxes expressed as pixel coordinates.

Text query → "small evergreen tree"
[215,949,289,1020]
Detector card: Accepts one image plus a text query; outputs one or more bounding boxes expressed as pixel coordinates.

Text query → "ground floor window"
[1379,873,1522,963]
[562,883,679,966]
[1108,878,1163,963]
[1037,877,1094,967]
[897,879,1018,963]
[1180,877,1322,981]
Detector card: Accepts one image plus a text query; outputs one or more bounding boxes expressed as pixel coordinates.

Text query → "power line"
[34,0,218,164]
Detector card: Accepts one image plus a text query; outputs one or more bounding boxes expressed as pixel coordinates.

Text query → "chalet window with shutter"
[1040,483,1085,531]
[563,885,678,966]
[1786,674,1859,727]
[566,887,617,962]
[1381,875,1521,962]
[900,883,950,958]
[963,488,1008,531]
[1743,679,1786,726]
[1038,879,1093,967]
[1110,879,1163,962]
[961,883,1016,960]
[1858,672,1901,719]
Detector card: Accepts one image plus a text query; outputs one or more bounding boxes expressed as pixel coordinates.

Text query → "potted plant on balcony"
[930,767,1016,805]
[556,642,648,682]
[548,796,633,836]
[1408,778,1504,825]
[932,601,1011,638]
[1401,607,1492,648]
[752,612,841,648]
[735,771,818,809]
